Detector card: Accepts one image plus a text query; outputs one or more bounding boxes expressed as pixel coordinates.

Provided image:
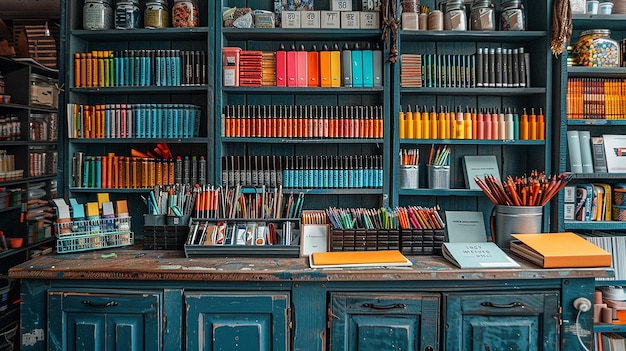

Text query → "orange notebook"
[510,232,611,268]
[309,250,412,268]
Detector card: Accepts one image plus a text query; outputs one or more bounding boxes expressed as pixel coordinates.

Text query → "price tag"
[331,0,352,11]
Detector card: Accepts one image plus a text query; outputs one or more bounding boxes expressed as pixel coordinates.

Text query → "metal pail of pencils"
[399,165,419,189]
[492,205,543,250]
[428,165,450,189]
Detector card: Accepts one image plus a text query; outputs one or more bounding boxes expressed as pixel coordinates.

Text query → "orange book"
[309,250,412,268]
[510,232,611,268]
[320,46,332,88]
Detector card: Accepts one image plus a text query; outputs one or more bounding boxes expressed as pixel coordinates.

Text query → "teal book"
[442,242,520,269]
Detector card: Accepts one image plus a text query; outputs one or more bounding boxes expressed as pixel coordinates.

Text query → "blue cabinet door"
[48,291,162,351]
[329,292,440,351]
[185,291,290,351]
[444,291,560,351]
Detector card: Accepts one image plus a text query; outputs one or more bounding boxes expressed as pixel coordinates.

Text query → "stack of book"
[239,50,263,86]
[400,54,422,87]
[262,51,275,86]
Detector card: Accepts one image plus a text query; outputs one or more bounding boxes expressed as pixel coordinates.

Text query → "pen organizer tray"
[329,229,401,251]
[400,228,446,255]
[329,228,445,255]
[144,225,188,250]
[55,216,134,253]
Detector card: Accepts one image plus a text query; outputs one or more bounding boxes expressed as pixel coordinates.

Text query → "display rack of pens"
[326,206,445,254]
[475,171,572,207]
[398,105,545,141]
[222,105,383,139]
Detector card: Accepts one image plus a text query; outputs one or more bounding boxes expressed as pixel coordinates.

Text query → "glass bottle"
[115,0,142,29]
[83,0,113,30]
[145,0,170,28]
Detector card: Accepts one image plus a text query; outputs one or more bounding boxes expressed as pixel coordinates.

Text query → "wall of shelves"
[391,0,552,233]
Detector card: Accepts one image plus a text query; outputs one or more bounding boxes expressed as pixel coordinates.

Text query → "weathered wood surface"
[8,246,612,282]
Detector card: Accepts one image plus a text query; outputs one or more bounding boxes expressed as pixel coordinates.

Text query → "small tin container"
[172,0,200,27]
[573,29,620,67]
[83,0,114,30]
[115,0,142,29]
[145,0,169,28]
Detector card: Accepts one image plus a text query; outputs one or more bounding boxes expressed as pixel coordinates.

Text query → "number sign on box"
[332,0,352,11]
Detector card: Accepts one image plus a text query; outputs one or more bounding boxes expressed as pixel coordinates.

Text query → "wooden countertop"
[8,246,613,282]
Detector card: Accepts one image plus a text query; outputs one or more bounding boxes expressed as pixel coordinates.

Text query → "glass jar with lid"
[469,0,495,31]
[573,29,620,67]
[83,0,114,30]
[172,0,200,27]
[500,0,525,31]
[115,0,142,29]
[145,0,169,28]
[443,0,467,31]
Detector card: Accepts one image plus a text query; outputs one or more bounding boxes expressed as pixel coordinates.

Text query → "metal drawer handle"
[480,301,524,309]
[362,303,407,310]
[82,300,119,308]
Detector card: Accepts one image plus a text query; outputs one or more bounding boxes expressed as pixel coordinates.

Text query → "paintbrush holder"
[399,165,419,189]
[428,165,450,189]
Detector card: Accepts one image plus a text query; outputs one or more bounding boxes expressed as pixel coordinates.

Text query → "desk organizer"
[143,225,188,250]
[55,217,133,253]
[329,228,445,255]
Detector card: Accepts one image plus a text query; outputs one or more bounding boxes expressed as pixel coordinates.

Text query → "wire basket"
[55,216,134,253]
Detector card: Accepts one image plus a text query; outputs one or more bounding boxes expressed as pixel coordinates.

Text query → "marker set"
[67,103,201,139]
[73,49,207,88]
[222,105,383,139]
[221,155,383,189]
[326,206,443,230]
[399,105,545,141]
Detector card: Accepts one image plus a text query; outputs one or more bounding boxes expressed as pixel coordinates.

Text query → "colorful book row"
[566,77,626,120]
[73,50,208,88]
[66,103,201,139]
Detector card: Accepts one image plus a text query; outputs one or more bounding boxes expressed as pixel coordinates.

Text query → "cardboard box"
[301,11,321,28]
[341,11,360,28]
[281,11,301,28]
[360,11,380,29]
[331,0,352,11]
[320,11,341,28]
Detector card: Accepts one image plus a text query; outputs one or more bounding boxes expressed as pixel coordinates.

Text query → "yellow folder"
[510,232,611,268]
[309,250,412,268]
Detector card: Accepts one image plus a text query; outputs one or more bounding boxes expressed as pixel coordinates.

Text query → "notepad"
[309,250,413,268]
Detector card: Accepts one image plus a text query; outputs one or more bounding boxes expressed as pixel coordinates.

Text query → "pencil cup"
[399,165,419,189]
[428,165,450,189]
[492,205,542,250]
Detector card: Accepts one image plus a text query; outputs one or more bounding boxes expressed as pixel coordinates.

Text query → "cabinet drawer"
[329,292,440,351]
[50,291,161,314]
[449,291,559,314]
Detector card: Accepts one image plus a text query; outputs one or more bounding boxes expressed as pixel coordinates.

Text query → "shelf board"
[594,323,626,333]
[69,137,210,144]
[572,14,626,30]
[399,30,547,42]
[399,87,546,95]
[596,279,626,286]
[284,188,383,195]
[0,237,55,260]
[400,138,545,145]
[567,119,626,126]
[69,187,152,193]
[71,27,210,40]
[222,28,382,41]
[569,172,626,179]
[0,174,56,187]
[563,221,626,230]
[221,137,384,144]
[567,66,626,78]
[221,86,384,94]
[0,205,22,213]
[69,86,208,94]
[399,188,484,196]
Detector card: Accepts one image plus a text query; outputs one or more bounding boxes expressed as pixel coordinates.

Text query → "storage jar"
[145,0,169,28]
[172,0,200,27]
[444,0,467,30]
[469,0,495,31]
[30,74,58,108]
[573,29,620,67]
[83,0,113,30]
[500,0,525,31]
[115,0,142,29]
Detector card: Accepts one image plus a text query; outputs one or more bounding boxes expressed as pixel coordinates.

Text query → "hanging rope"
[381,0,400,63]
[551,0,572,56]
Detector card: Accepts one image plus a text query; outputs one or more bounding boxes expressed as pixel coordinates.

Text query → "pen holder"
[428,165,450,189]
[399,165,419,189]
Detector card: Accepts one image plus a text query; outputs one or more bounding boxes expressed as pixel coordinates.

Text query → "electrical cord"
[575,309,591,351]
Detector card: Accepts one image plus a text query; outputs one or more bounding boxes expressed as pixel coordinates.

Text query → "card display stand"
[55,217,133,253]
